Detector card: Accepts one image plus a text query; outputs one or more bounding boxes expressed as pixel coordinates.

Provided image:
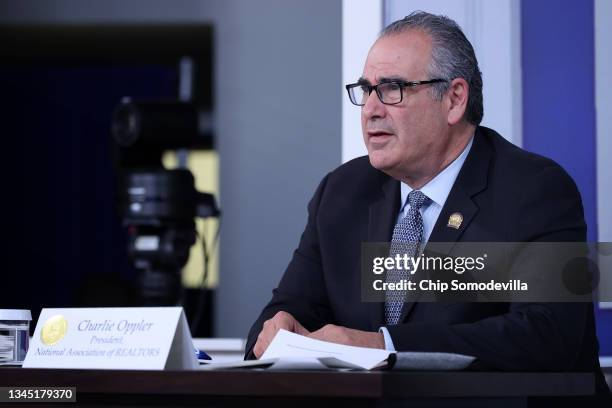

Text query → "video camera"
[111,98,219,306]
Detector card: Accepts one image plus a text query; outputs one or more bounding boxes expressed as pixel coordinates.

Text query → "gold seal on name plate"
[41,315,68,346]
[447,212,463,229]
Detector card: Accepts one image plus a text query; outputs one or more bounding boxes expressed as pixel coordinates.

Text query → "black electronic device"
[112,98,219,306]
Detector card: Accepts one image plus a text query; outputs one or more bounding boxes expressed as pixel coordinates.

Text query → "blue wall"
[0,64,177,319]
[521,0,611,355]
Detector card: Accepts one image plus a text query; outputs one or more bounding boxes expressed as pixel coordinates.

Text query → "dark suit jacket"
[246,126,610,400]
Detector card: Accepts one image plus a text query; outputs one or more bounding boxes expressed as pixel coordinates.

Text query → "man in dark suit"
[246,11,609,401]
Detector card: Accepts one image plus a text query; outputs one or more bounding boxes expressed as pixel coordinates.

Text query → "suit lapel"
[398,128,492,323]
[366,176,400,330]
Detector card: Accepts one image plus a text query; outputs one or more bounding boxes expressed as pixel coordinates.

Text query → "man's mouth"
[367,130,394,139]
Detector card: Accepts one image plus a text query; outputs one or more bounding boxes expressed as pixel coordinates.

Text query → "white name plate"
[23,307,197,370]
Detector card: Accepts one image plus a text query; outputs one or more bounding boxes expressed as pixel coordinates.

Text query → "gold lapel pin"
[447,212,463,229]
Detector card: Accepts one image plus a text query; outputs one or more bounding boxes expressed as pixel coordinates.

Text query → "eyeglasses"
[345,79,447,106]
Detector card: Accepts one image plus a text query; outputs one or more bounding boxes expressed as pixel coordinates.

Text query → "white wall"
[385,0,522,146]
[595,0,612,243]
[341,0,382,162]
[595,0,612,308]
[341,0,523,162]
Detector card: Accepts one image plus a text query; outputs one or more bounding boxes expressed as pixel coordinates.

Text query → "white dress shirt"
[379,136,474,351]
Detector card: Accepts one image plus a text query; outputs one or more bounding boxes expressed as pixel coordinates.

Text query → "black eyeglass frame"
[345,78,447,106]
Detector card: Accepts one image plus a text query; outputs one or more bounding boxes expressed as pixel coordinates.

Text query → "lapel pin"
[447,212,463,229]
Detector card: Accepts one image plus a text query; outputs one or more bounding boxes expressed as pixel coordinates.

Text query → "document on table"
[199,329,476,371]
[200,329,392,370]
[262,329,392,370]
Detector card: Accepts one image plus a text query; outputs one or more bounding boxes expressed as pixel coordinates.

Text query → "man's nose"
[361,90,386,119]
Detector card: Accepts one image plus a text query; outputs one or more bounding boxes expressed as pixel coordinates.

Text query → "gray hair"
[380,11,483,125]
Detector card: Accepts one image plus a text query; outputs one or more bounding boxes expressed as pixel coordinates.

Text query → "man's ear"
[446,78,469,125]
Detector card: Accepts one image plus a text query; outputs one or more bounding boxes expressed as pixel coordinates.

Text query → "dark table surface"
[0,368,594,398]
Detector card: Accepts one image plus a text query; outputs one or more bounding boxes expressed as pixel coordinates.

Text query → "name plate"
[23,307,197,370]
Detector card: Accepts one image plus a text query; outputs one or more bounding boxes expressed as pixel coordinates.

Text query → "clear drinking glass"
[0,309,32,365]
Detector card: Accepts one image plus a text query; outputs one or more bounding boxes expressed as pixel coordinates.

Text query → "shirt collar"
[400,136,474,211]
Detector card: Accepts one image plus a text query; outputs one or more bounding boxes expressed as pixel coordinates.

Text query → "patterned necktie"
[385,190,429,325]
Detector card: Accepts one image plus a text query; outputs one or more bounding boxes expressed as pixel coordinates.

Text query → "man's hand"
[253,311,309,358]
[308,324,385,349]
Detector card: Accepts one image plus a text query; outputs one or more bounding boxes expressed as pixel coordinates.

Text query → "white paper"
[198,356,331,371]
[261,329,391,370]
[193,338,245,352]
[199,330,391,371]
[199,330,476,371]
[193,338,245,363]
